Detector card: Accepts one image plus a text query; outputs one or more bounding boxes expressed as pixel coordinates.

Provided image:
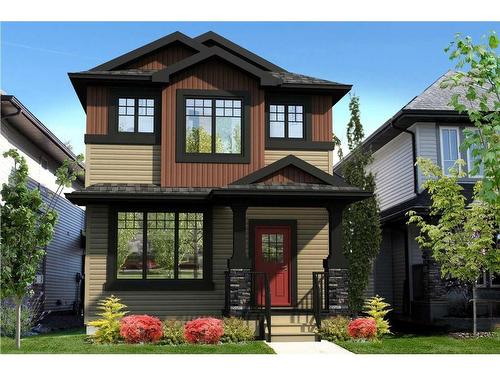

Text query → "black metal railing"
[224,271,272,341]
[312,271,329,328]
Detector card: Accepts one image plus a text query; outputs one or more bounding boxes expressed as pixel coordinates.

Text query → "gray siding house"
[1,94,86,315]
[334,71,499,328]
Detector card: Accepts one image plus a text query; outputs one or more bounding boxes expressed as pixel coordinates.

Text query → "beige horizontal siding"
[85,144,160,187]
[264,150,332,174]
[84,205,232,322]
[247,207,329,309]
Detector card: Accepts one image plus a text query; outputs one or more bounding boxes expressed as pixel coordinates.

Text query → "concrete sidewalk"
[267,340,354,354]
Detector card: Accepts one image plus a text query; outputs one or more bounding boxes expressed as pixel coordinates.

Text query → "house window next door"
[255,225,292,307]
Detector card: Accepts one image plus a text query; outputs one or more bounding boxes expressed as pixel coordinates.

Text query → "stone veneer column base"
[328,268,349,315]
[228,268,252,316]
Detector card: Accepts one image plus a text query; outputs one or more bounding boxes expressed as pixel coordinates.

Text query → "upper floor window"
[176,90,250,164]
[118,98,155,133]
[439,127,460,176]
[269,104,304,139]
[185,98,242,154]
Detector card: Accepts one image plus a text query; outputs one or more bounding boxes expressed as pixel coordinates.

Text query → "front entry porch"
[212,156,370,341]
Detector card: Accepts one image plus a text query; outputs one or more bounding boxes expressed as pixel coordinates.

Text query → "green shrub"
[221,317,254,343]
[317,316,351,341]
[87,295,128,344]
[162,320,186,345]
[363,295,392,338]
[0,301,33,338]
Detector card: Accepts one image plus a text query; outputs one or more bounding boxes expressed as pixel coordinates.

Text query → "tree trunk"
[15,301,22,349]
[472,285,477,336]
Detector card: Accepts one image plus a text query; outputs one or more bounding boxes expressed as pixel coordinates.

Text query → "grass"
[336,332,500,354]
[0,329,275,354]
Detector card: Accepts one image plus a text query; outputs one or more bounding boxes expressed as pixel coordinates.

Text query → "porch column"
[325,205,349,315]
[227,205,251,316]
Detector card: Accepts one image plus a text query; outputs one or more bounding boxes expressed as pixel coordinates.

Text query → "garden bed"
[0,329,275,354]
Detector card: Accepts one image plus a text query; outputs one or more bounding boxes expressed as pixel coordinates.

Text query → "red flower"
[184,317,224,344]
[120,315,163,344]
[347,318,377,339]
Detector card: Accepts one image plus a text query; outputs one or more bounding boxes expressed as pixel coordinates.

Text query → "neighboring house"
[334,71,500,329]
[65,31,371,341]
[1,94,86,315]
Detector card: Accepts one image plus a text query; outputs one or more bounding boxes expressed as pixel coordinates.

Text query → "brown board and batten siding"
[246,208,329,310]
[84,205,232,321]
[118,43,197,71]
[256,165,323,185]
[311,95,333,142]
[162,58,266,187]
[86,86,109,135]
[85,144,161,187]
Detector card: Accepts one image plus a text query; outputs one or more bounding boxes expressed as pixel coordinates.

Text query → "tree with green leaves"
[407,158,499,334]
[1,149,83,349]
[441,31,500,226]
[341,95,382,313]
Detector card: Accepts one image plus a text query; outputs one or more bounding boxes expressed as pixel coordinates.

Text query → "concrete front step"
[271,324,316,334]
[270,314,315,325]
[270,333,317,342]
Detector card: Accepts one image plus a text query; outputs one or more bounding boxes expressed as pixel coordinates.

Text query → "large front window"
[117,211,204,280]
[185,98,242,155]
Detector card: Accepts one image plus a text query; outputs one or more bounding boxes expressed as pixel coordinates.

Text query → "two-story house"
[334,71,500,330]
[65,31,371,341]
[1,93,86,319]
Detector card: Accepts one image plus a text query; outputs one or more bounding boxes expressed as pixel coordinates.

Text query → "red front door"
[254,225,291,307]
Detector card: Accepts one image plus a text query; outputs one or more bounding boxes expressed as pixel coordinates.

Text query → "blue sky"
[1,22,498,156]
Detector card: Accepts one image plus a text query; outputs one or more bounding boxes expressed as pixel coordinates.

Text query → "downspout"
[391,120,418,195]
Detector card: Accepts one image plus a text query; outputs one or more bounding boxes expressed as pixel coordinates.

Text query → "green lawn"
[0,329,275,354]
[336,333,500,354]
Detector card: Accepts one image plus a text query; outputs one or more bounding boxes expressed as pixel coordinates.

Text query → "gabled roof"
[231,155,359,190]
[151,45,281,86]
[69,30,352,109]
[333,71,484,174]
[89,31,204,71]
[194,31,285,72]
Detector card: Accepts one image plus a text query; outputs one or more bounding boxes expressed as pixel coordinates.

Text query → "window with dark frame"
[118,97,155,134]
[269,104,304,139]
[116,211,204,281]
[261,233,284,263]
[185,97,243,155]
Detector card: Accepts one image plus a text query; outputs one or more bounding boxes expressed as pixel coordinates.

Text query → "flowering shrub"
[120,315,163,344]
[184,317,224,344]
[347,317,377,340]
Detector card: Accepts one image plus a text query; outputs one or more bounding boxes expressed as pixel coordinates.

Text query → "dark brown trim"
[194,31,286,72]
[90,31,204,71]
[264,141,335,151]
[105,205,214,291]
[230,154,352,187]
[175,89,251,164]
[105,87,162,145]
[248,219,298,308]
[265,94,314,149]
[228,205,250,268]
[152,46,281,86]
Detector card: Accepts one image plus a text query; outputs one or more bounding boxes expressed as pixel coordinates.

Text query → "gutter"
[1,95,22,118]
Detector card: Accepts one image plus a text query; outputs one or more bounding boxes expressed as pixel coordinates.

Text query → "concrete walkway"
[266,340,354,354]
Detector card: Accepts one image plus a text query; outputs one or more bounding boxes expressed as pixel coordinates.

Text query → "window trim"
[465,127,484,178]
[105,205,213,291]
[176,89,251,164]
[86,87,162,146]
[269,103,305,140]
[439,126,461,176]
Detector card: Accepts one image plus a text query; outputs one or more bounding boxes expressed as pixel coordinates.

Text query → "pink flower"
[120,315,163,343]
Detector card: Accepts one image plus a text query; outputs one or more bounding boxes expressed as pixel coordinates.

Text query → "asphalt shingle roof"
[404,71,496,111]
[82,183,212,194]
[270,71,344,86]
